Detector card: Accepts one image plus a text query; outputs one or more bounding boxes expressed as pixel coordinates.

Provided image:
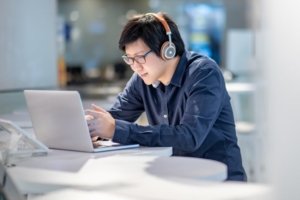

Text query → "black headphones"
[147,13,176,60]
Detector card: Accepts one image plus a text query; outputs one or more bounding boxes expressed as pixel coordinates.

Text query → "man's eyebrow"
[126,50,147,56]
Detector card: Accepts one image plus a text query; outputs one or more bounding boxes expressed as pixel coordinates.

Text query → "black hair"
[118,12,185,58]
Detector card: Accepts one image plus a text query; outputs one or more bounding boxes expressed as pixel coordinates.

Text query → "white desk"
[7,147,228,197]
[30,183,270,200]
[8,153,268,200]
[226,82,255,93]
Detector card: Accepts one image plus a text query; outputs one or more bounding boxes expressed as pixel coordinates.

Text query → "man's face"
[124,39,167,85]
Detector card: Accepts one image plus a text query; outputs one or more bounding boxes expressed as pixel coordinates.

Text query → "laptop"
[23,90,139,152]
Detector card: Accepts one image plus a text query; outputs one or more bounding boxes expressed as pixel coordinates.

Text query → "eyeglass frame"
[122,49,153,65]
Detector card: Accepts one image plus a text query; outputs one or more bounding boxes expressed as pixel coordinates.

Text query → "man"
[86,12,247,181]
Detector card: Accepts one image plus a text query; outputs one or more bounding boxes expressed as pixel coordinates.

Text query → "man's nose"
[131,62,143,71]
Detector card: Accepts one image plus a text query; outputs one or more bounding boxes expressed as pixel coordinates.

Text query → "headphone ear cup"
[160,42,176,60]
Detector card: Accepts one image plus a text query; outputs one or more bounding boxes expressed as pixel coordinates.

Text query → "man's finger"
[91,136,99,142]
[85,109,101,118]
[91,104,107,113]
[85,114,94,121]
[90,133,98,138]
[93,141,102,147]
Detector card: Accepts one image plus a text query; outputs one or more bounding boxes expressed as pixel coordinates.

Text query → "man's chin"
[141,76,158,86]
[139,76,149,84]
[143,80,160,88]
[143,80,152,85]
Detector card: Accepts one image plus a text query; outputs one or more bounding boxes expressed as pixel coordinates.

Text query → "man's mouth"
[140,73,148,78]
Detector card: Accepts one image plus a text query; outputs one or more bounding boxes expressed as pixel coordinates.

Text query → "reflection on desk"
[145,156,227,183]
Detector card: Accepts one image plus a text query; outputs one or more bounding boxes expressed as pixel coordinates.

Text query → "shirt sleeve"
[113,66,227,153]
[108,73,145,123]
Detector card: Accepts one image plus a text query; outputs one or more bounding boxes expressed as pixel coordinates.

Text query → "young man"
[86,12,247,181]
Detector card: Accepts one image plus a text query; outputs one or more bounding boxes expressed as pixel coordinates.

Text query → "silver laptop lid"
[24,90,94,152]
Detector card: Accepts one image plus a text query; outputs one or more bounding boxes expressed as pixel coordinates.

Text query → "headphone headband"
[146,13,172,35]
[146,13,171,34]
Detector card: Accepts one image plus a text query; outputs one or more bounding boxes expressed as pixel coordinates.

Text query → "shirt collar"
[152,80,160,88]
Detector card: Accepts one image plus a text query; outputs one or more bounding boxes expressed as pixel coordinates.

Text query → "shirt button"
[163,114,168,118]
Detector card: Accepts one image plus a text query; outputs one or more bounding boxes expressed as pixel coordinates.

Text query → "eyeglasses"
[122,50,153,65]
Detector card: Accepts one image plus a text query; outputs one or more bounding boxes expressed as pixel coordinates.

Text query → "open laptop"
[23,90,139,152]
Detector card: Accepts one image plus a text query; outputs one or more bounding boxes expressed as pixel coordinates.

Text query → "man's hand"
[85,104,116,140]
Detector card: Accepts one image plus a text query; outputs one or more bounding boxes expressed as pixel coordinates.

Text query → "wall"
[0,0,57,114]
[150,0,251,68]
[58,0,149,71]
[58,0,249,71]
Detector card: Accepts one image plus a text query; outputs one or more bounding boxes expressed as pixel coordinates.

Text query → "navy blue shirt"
[109,51,246,181]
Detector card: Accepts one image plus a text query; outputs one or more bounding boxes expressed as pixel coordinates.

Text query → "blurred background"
[1,1,300,198]
[0,0,259,182]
